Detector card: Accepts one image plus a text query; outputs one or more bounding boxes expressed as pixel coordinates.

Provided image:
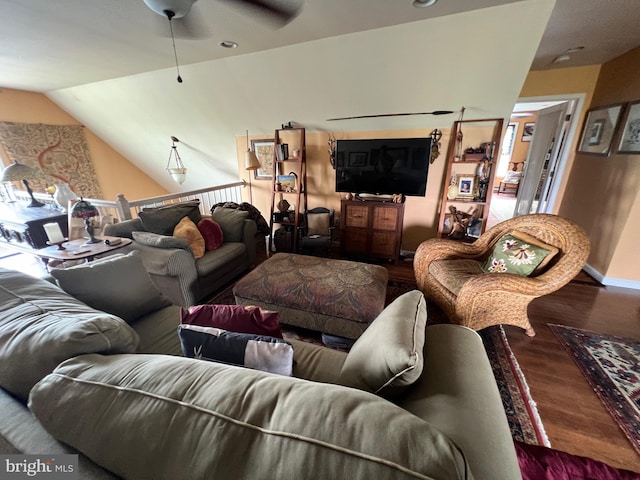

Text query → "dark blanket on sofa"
[212,202,269,236]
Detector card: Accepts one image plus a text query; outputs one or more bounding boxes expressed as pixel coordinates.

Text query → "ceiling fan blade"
[217,0,302,27]
[326,111,455,121]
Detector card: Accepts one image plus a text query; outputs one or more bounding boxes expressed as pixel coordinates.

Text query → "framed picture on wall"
[616,100,640,154]
[521,122,535,142]
[251,139,275,180]
[577,103,624,156]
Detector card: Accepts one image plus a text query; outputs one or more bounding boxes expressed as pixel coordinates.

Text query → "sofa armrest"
[241,218,258,266]
[128,241,198,307]
[398,324,521,480]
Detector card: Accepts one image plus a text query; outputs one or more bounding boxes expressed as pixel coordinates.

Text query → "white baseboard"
[583,263,640,290]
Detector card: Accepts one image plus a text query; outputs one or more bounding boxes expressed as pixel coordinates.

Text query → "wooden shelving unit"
[437,118,504,240]
[268,126,306,253]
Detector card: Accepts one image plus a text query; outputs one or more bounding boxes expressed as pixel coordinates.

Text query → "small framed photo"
[617,100,640,154]
[578,103,624,156]
[521,122,535,142]
[457,175,476,197]
[277,174,296,192]
[251,139,275,180]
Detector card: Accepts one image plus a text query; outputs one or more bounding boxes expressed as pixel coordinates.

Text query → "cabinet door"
[343,204,369,228]
[342,229,368,254]
[372,205,399,231]
[370,232,398,258]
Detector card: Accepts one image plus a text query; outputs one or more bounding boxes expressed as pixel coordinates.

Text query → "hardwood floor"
[2,246,639,472]
[508,280,640,472]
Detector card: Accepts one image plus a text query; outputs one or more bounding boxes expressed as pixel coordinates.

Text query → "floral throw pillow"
[481,232,556,276]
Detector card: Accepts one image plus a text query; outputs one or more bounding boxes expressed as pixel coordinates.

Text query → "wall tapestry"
[0,122,102,198]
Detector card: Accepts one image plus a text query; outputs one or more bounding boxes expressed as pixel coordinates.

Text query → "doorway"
[487,94,584,228]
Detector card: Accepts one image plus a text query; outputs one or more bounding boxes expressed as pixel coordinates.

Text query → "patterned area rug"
[481,325,550,447]
[208,277,548,445]
[549,324,640,455]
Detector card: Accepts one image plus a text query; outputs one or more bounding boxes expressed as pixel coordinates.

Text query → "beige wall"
[556,48,640,282]
[0,88,167,201]
[237,125,504,252]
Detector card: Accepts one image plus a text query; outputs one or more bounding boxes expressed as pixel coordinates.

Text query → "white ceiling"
[2,0,639,93]
[1,0,523,92]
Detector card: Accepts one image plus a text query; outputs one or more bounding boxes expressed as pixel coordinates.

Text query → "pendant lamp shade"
[166,136,187,185]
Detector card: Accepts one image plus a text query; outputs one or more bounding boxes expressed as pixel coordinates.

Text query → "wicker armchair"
[414,214,590,336]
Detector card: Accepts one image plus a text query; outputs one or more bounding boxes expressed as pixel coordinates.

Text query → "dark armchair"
[299,207,335,256]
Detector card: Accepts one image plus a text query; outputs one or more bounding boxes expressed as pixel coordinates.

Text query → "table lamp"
[0,161,45,207]
[70,197,100,244]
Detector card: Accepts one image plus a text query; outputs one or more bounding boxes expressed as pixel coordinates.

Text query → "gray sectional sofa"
[104,202,257,307]
[0,253,521,480]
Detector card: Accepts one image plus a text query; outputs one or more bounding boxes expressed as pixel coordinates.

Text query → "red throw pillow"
[180,304,283,339]
[197,218,224,251]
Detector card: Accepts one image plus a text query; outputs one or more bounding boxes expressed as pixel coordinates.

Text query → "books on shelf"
[275,143,289,161]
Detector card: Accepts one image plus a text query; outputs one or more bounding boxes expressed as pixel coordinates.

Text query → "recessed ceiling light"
[412,0,437,7]
[219,40,238,49]
[566,46,585,53]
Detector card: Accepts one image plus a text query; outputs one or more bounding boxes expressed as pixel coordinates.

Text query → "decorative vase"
[53,183,75,211]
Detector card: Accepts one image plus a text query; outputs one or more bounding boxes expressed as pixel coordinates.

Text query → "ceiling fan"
[143,0,302,82]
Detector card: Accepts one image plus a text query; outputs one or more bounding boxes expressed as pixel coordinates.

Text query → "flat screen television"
[335,137,432,197]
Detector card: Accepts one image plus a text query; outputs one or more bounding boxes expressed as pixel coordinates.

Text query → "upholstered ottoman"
[233,253,388,339]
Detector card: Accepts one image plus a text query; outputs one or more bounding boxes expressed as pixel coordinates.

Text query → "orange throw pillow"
[173,216,205,259]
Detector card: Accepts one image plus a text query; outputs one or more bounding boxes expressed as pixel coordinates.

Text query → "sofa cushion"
[132,231,191,252]
[195,242,247,277]
[211,207,249,242]
[339,290,427,396]
[0,268,139,400]
[181,304,283,338]
[51,252,172,323]
[481,231,557,276]
[197,218,224,251]
[173,216,205,259]
[138,200,202,235]
[178,325,293,376]
[29,354,469,480]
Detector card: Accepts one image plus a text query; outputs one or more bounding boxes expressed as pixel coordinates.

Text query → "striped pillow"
[178,324,293,376]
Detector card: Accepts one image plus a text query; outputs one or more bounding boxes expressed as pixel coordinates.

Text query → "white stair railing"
[9,181,247,221]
